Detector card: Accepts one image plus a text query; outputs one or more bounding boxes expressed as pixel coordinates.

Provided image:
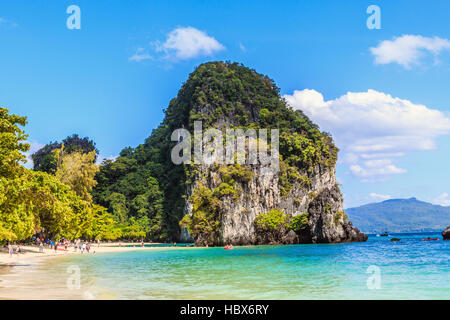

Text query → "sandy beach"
[0,243,189,300]
[0,242,180,265]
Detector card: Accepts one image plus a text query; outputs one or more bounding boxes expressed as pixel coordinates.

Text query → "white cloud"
[284,89,450,181]
[351,159,407,179]
[96,155,118,165]
[22,141,44,169]
[370,192,392,201]
[129,47,152,62]
[239,43,246,52]
[433,193,450,206]
[370,35,450,69]
[155,27,225,60]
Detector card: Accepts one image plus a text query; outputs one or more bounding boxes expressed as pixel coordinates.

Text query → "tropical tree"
[0,107,29,179]
[0,108,113,242]
[32,134,98,174]
[55,149,99,202]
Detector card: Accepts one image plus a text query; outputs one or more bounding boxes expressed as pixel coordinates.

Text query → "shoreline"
[0,243,194,300]
[0,242,193,266]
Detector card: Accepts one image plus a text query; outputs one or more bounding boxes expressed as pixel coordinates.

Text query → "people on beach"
[74,239,81,252]
[8,243,13,257]
[39,241,44,253]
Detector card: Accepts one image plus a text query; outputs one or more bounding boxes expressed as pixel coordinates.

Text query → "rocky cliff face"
[443,226,450,240]
[177,62,367,246]
[182,159,366,246]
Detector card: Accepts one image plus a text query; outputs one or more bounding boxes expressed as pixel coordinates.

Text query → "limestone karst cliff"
[175,62,367,246]
[94,61,367,246]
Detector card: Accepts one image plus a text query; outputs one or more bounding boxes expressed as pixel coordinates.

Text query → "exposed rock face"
[443,226,450,240]
[177,61,367,246]
[183,161,367,246]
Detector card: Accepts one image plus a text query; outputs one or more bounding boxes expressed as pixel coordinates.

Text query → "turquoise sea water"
[7,232,449,299]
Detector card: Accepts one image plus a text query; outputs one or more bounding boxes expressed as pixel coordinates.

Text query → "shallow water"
[1,233,449,299]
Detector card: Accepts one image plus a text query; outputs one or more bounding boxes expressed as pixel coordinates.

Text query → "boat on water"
[224,245,233,250]
[421,237,440,241]
[379,232,389,237]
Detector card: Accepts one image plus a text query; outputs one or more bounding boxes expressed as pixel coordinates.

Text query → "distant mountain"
[345,198,450,233]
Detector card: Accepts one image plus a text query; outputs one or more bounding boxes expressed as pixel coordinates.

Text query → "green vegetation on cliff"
[254,209,289,231]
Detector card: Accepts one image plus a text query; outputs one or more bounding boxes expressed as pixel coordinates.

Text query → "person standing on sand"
[8,243,13,257]
[39,241,44,253]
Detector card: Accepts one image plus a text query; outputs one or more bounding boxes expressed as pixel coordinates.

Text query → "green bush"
[289,212,309,232]
[254,209,289,231]
[333,211,348,225]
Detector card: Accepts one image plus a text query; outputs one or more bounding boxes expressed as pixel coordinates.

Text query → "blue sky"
[1,0,450,208]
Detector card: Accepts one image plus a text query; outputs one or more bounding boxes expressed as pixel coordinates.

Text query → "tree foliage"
[0,107,29,179]
[55,148,99,202]
[0,108,116,242]
[32,134,98,174]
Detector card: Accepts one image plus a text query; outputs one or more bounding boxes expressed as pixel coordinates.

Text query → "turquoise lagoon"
[6,232,450,299]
